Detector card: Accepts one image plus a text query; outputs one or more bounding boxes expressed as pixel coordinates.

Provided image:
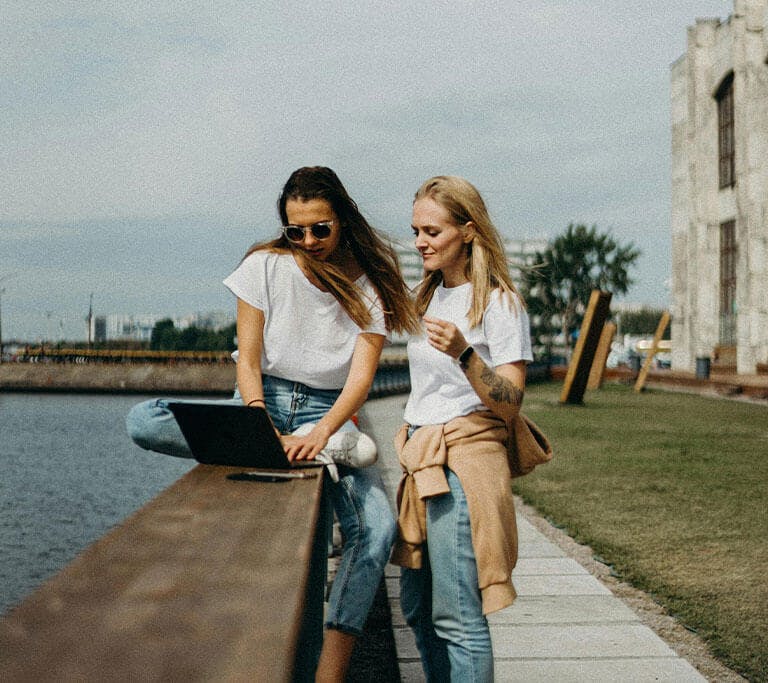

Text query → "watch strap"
[458,345,475,369]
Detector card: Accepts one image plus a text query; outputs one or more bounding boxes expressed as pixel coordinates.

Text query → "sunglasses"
[282,220,335,243]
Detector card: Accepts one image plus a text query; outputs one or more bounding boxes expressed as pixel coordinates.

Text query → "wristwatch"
[458,345,475,369]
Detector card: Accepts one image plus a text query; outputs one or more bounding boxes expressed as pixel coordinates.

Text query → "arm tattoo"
[480,366,524,406]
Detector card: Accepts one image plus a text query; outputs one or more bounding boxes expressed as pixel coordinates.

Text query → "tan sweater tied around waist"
[391,410,518,615]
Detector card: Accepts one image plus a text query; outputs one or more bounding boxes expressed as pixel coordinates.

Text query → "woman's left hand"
[422,315,468,360]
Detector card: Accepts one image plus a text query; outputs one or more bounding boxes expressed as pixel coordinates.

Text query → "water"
[0,368,413,617]
[0,393,196,615]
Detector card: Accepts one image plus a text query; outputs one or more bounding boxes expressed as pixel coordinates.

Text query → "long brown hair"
[413,175,524,327]
[245,167,417,335]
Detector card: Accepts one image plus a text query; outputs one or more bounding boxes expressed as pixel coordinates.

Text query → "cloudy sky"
[1,1,733,341]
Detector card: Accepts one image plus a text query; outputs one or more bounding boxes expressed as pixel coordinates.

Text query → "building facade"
[97,311,235,343]
[670,0,768,373]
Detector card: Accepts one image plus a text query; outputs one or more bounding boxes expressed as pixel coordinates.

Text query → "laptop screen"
[168,402,316,469]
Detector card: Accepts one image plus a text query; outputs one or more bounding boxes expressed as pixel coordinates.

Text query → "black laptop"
[168,402,320,470]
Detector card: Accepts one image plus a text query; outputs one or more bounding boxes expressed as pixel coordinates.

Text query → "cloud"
[0,0,733,338]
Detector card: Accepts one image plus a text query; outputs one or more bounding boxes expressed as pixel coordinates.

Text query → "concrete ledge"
[489,595,640,625]
[491,658,707,682]
[490,623,677,658]
[513,558,591,575]
[0,362,236,394]
[512,574,613,596]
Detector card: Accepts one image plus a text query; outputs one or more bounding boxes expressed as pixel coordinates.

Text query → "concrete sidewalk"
[359,395,706,682]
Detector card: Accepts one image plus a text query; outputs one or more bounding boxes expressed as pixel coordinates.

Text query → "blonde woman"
[128,166,417,680]
[393,176,532,681]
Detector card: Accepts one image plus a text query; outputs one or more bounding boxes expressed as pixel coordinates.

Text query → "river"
[0,365,414,616]
[0,393,196,615]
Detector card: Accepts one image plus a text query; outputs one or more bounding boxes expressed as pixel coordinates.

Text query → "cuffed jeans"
[126,375,395,658]
[400,467,494,682]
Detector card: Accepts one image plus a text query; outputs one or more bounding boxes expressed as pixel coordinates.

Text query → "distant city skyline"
[0,2,735,340]
[9,239,546,344]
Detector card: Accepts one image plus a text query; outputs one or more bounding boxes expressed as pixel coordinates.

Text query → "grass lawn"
[515,382,767,681]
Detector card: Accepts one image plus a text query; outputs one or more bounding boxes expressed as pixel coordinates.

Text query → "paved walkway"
[359,395,706,682]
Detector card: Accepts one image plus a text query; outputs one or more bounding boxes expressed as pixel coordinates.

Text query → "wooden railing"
[0,464,328,682]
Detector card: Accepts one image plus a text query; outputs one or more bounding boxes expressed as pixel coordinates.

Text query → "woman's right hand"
[281,423,332,462]
[422,315,468,360]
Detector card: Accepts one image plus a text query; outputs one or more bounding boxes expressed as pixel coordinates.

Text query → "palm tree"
[521,223,640,360]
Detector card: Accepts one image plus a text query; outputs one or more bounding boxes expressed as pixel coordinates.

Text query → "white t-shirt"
[403,282,533,425]
[223,251,387,390]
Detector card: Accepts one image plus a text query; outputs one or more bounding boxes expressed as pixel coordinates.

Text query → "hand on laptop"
[283,424,379,484]
[290,424,378,467]
[281,423,331,462]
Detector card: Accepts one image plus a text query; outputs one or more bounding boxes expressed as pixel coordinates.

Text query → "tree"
[618,307,671,339]
[521,223,640,359]
[150,318,179,350]
[149,319,237,352]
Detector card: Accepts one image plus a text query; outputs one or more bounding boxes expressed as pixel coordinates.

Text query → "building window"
[719,220,737,345]
[716,73,735,189]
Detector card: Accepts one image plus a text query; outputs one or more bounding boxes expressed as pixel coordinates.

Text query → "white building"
[670,0,768,374]
[101,310,235,342]
[104,314,172,342]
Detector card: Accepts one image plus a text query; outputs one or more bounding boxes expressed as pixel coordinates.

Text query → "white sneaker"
[292,423,378,468]
[324,431,378,468]
[291,424,340,482]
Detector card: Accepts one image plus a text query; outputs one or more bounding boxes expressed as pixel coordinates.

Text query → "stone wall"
[670,0,768,374]
[0,363,236,394]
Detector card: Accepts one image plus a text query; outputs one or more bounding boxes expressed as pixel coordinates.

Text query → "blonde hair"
[413,175,524,327]
[245,167,418,335]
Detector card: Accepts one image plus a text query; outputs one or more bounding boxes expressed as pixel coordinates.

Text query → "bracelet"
[247,398,265,407]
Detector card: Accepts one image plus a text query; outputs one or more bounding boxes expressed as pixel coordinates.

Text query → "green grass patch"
[516,383,768,681]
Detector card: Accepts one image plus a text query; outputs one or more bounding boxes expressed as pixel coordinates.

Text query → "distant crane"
[86,293,93,348]
[0,273,19,364]
[0,287,5,364]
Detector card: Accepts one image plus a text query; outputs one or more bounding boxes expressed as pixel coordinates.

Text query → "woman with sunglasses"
[127,166,417,680]
[392,176,532,681]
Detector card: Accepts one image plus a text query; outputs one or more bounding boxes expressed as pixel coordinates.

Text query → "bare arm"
[285,332,386,461]
[234,298,266,407]
[462,353,526,424]
[422,314,525,423]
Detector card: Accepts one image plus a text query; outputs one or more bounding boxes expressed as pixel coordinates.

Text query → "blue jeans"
[400,467,493,682]
[126,375,395,648]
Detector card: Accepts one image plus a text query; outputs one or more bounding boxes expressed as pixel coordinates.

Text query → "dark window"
[719,220,737,345]
[716,73,735,189]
